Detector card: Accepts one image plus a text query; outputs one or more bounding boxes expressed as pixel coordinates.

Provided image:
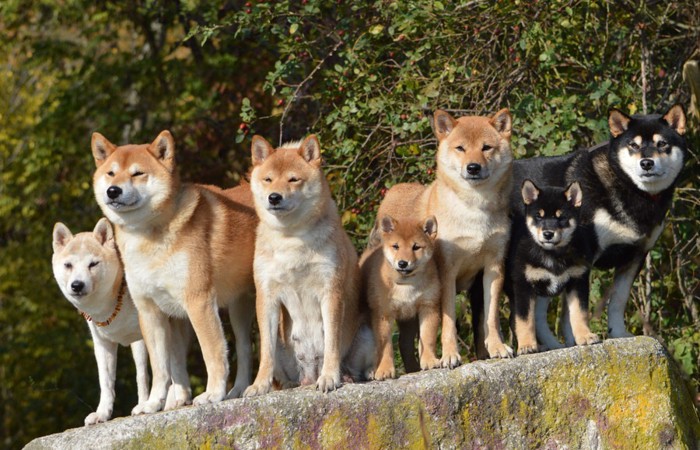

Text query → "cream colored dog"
[91,131,257,412]
[244,135,367,395]
[377,109,514,365]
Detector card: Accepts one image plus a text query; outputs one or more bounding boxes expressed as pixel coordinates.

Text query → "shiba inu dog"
[513,105,687,339]
[360,214,441,380]
[376,109,514,365]
[52,219,151,425]
[505,179,600,354]
[244,135,367,395]
[91,131,257,413]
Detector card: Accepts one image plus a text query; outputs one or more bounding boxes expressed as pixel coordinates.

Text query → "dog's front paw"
[164,383,192,410]
[419,356,441,370]
[84,410,110,426]
[516,343,539,356]
[193,389,226,406]
[485,338,514,359]
[316,373,341,393]
[243,381,272,398]
[575,332,602,346]
[131,399,164,415]
[371,364,396,381]
[608,328,634,339]
[440,351,462,369]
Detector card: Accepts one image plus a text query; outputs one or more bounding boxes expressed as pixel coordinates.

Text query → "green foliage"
[1,1,698,447]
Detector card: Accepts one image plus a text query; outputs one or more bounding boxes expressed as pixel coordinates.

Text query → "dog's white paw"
[440,351,462,369]
[576,332,602,346]
[84,410,110,426]
[243,382,272,398]
[164,384,192,410]
[131,399,164,415]
[486,339,514,359]
[420,356,441,370]
[516,343,539,356]
[371,365,396,381]
[316,373,341,393]
[193,389,225,406]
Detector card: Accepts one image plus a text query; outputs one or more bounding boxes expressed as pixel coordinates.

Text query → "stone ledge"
[25,337,700,450]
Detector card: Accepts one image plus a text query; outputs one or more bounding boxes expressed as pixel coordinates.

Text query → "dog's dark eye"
[289,176,300,183]
[455,145,465,152]
[412,243,422,251]
[107,171,115,177]
[657,140,668,149]
[392,243,399,250]
[64,262,73,269]
[89,261,100,268]
[628,141,640,151]
[263,177,272,183]
[132,171,144,177]
[482,144,493,152]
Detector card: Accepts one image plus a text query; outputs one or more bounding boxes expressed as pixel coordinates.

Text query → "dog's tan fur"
[91,131,257,413]
[360,215,441,380]
[377,109,514,365]
[244,135,363,395]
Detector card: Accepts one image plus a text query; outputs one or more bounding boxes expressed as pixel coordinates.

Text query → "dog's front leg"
[132,299,172,415]
[417,302,441,369]
[317,285,344,392]
[129,339,150,407]
[244,290,280,397]
[482,261,513,358]
[566,275,601,346]
[607,256,645,338]
[513,290,538,355]
[439,267,462,368]
[86,327,118,425]
[226,294,255,398]
[185,289,228,405]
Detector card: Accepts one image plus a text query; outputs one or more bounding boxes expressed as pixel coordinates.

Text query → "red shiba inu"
[91,131,257,413]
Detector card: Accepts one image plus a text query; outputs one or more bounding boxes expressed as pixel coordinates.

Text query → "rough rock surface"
[25,337,699,449]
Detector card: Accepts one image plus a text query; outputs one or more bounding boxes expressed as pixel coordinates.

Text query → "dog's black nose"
[398,260,408,269]
[542,230,555,240]
[268,193,283,206]
[466,163,481,175]
[71,280,85,293]
[107,186,122,199]
[640,158,655,171]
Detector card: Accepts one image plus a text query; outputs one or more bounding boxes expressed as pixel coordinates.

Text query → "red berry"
[427,168,434,175]
[245,1,252,6]
[658,68,666,78]
[389,51,395,58]
[246,8,251,13]
[277,99,285,106]
[400,114,408,120]
[239,123,248,130]
[380,188,388,197]
[338,30,345,37]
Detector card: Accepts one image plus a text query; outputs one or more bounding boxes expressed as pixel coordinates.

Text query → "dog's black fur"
[510,105,687,339]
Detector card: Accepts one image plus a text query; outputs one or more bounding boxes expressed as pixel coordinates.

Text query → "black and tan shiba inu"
[513,105,687,339]
[505,179,600,354]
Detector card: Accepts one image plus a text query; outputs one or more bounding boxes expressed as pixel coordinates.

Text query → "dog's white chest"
[593,208,642,252]
[524,264,587,296]
[388,283,422,319]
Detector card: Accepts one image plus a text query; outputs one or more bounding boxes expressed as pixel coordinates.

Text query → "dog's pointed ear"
[490,108,512,139]
[93,218,116,249]
[565,182,583,208]
[423,215,438,240]
[300,135,321,164]
[92,132,117,167]
[251,135,275,166]
[52,222,73,253]
[433,110,456,141]
[521,180,539,205]
[608,108,631,138]
[149,131,176,171]
[662,104,686,136]
[380,215,396,234]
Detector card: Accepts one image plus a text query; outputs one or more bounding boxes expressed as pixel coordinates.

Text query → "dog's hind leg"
[227,293,255,398]
[164,318,192,410]
[397,317,420,373]
[535,296,564,350]
[86,329,118,425]
[130,339,150,407]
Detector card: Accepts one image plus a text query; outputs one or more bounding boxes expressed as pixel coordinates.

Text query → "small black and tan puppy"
[505,179,600,354]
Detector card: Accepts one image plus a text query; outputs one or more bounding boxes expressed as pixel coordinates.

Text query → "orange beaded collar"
[79,277,126,327]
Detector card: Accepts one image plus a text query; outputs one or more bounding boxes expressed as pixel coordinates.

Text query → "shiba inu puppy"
[91,131,257,413]
[505,180,600,354]
[244,135,367,395]
[360,214,441,380]
[513,105,687,339]
[52,219,151,425]
[376,109,514,365]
